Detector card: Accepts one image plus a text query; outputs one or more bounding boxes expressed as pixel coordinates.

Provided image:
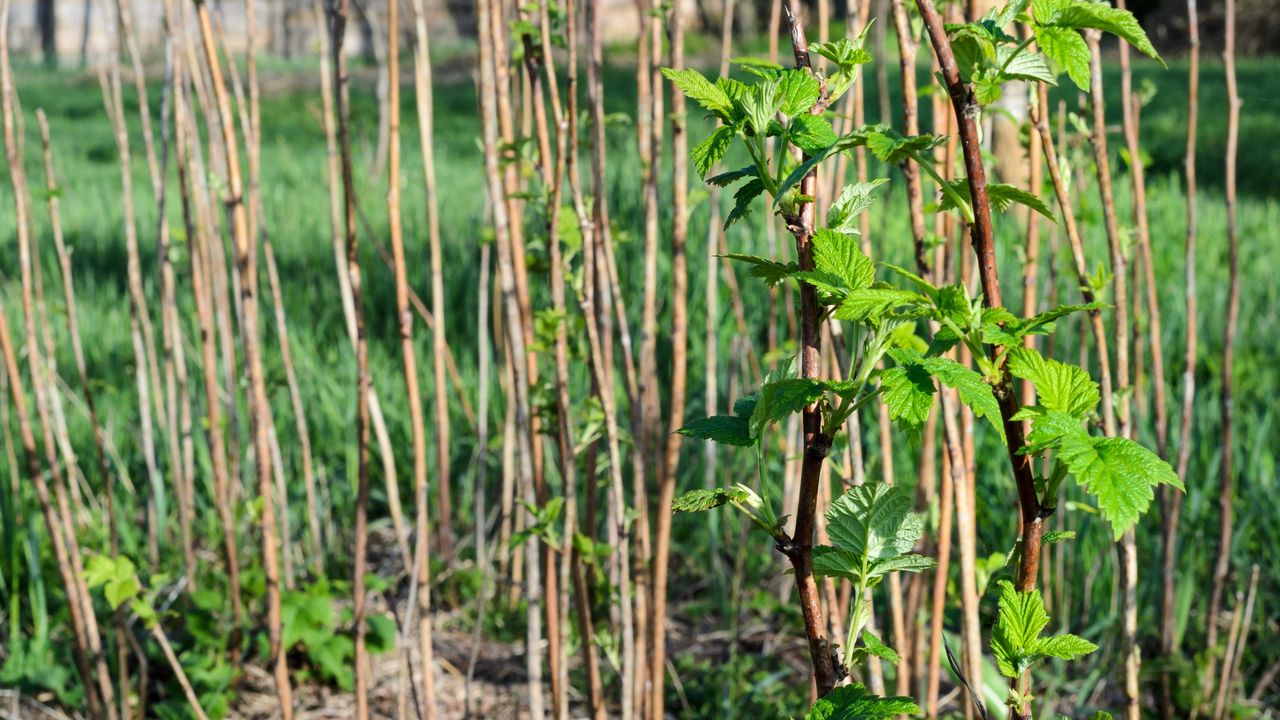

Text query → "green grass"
[2,42,1278,716]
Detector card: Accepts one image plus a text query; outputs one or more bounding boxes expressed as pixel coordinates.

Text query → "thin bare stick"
[1203,3,1241,714]
[0,11,108,713]
[584,0,636,712]
[407,0,444,714]
[560,1,608,713]
[192,0,292,713]
[649,0,690,713]
[1162,1,1199,708]
[172,43,243,627]
[479,0,547,712]
[322,0,374,715]
[1085,31,1138,718]
[151,623,211,720]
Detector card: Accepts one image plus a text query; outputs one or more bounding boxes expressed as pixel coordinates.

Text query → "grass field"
[3,38,1279,717]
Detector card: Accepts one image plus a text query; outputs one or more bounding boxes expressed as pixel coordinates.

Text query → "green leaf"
[809,36,873,73]
[834,287,926,322]
[921,356,1006,444]
[738,81,783,136]
[778,69,822,117]
[691,125,735,178]
[813,545,863,581]
[879,359,935,429]
[725,177,766,229]
[1025,411,1182,537]
[365,614,398,654]
[672,487,750,513]
[869,553,937,576]
[998,46,1057,85]
[865,128,946,164]
[104,575,141,611]
[661,67,734,117]
[861,631,902,665]
[984,302,1107,345]
[812,229,875,291]
[803,683,921,720]
[810,28,873,101]
[774,129,872,202]
[1052,1,1161,62]
[1033,633,1098,660]
[677,415,755,447]
[827,178,889,235]
[1067,435,1181,538]
[721,253,799,287]
[974,74,1004,105]
[938,179,1056,221]
[706,165,757,187]
[789,114,838,154]
[1042,529,1076,544]
[1034,25,1091,89]
[751,378,828,434]
[84,555,119,588]
[131,598,159,629]
[1007,347,1099,419]
[992,0,1031,26]
[825,482,924,567]
[991,580,1051,678]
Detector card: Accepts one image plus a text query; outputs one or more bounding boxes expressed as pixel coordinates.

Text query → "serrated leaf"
[809,36,873,72]
[985,302,1107,346]
[879,360,935,429]
[938,179,1056,221]
[991,580,1051,677]
[775,129,872,202]
[789,114,838,154]
[869,553,937,575]
[672,487,750,512]
[826,482,924,566]
[751,378,828,434]
[974,75,1004,105]
[691,125,735,178]
[676,415,755,447]
[827,178,888,234]
[706,165,757,187]
[861,631,902,665]
[661,67,734,117]
[992,0,1031,26]
[810,30,873,101]
[803,683,921,720]
[1033,633,1097,660]
[1042,529,1076,544]
[813,545,862,581]
[1007,347,1099,419]
[865,128,946,164]
[725,177,765,228]
[104,575,141,610]
[721,253,799,287]
[998,46,1057,85]
[835,287,926,322]
[811,229,875,291]
[1068,435,1181,538]
[1052,1,1161,62]
[778,68,822,117]
[1034,25,1091,89]
[920,356,1006,443]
